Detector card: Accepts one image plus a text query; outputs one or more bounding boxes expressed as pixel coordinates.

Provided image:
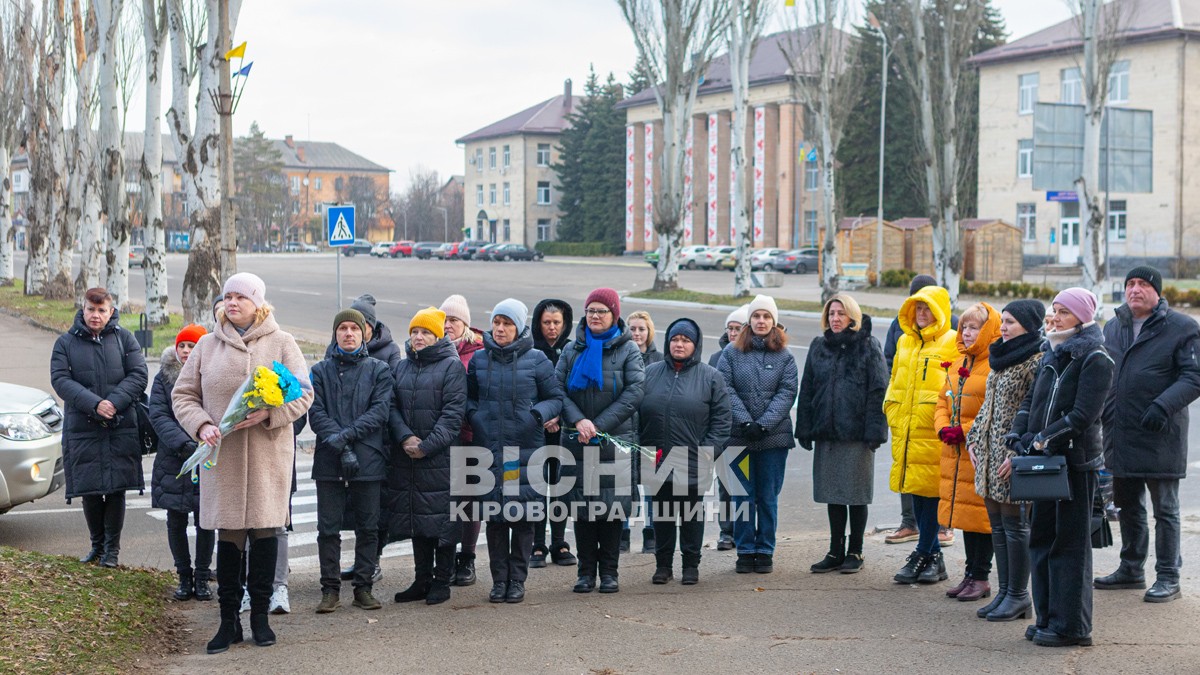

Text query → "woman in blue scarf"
[556,288,645,594]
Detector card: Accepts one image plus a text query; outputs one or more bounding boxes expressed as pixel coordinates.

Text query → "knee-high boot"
[988,511,1032,622]
[978,516,1009,618]
[79,496,106,563]
[206,541,244,654]
[99,493,126,568]
[247,536,279,646]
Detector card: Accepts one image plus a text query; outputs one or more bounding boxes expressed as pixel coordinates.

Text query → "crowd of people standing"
[48,263,1200,654]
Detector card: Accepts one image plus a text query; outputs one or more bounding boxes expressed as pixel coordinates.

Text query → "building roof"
[456,95,582,144]
[890,217,931,230]
[618,27,854,110]
[269,138,390,173]
[961,218,1019,231]
[971,0,1200,66]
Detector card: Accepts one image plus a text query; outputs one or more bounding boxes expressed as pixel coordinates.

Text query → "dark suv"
[341,239,373,256]
[458,240,489,260]
[412,242,443,259]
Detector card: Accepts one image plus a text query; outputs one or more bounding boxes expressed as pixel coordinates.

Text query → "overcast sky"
[220,0,1074,192]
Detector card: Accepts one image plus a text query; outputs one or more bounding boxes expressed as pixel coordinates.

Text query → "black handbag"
[1091,513,1113,548]
[1009,454,1071,501]
[134,394,158,456]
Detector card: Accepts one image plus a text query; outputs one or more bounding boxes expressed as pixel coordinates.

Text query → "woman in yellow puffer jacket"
[885,284,958,585]
[935,303,1000,602]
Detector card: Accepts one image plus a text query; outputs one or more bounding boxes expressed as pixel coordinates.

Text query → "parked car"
[388,241,415,258]
[0,382,65,515]
[773,247,819,274]
[341,239,373,256]
[129,245,147,269]
[476,243,505,261]
[644,250,659,267]
[696,246,736,270]
[644,245,709,269]
[491,244,543,261]
[432,243,456,260]
[371,241,395,257]
[458,240,489,260]
[412,242,443,259]
[750,248,788,271]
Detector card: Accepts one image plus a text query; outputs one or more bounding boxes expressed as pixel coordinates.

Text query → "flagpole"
[217,0,237,277]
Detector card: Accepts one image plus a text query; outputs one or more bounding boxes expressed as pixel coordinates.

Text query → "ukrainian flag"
[503,459,520,482]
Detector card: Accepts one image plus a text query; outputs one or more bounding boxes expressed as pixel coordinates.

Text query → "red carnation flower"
[940,361,952,369]
[958,366,971,379]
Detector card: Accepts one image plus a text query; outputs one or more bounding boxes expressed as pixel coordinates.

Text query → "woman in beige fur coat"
[173,273,312,655]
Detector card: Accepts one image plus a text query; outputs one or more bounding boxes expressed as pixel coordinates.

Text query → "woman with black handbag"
[1008,288,1113,648]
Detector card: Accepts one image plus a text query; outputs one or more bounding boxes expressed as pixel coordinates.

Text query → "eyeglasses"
[585,308,611,316]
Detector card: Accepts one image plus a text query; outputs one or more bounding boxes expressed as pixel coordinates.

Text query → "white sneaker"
[239,586,250,614]
[269,585,290,615]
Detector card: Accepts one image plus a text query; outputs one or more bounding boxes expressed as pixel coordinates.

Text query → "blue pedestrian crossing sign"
[327,205,355,246]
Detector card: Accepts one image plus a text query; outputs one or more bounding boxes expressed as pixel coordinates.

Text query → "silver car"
[0,383,65,514]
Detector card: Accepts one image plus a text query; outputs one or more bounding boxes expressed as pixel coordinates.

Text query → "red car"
[388,241,414,258]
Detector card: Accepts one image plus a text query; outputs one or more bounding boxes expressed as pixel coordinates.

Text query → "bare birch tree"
[140,0,168,323]
[94,0,133,308]
[617,0,729,291]
[784,0,861,303]
[0,2,30,286]
[68,0,105,299]
[727,0,770,298]
[26,0,68,298]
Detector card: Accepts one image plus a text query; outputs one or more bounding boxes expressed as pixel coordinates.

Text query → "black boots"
[194,569,213,601]
[99,494,125,568]
[894,551,926,584]
[396,538,434,602]
[426,545,455,605]
[247,536,278,647]
[917,551,947,584]
[206,541,244,654]
[641,527,656,554]
[1145,579,1182,603]
[979,519,1010,618]
[175,569,195,601]
[452,552,476,586]
[811,536,846,574]
[80,496,105,563]
[735,553,755,574]
[619,528,631,553]
[988,512,1032,622]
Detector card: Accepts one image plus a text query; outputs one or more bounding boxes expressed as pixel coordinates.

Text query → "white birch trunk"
[27,5,68,297]
[935,7,962,306]
[909,0,944,294]
[141,0,168,324]
[97,0,130,309]
[0,147,12,285]
[70,3,103,298]
[1076,0,1106,309]
[727,0,758,298]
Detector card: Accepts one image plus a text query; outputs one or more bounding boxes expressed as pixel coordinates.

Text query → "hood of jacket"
[482,327,534,362]
[958,302,1001,358]
[661,318,704,369]
[159,345,184,385]
[826,313,875,347]
[69,307,122,339]
[898,285,953,342]
[1113,297,1169,328]
[532,298,573,352]
[570,316,631,352]
[454,328,485,357]
[213,312,281,350]
[405,336,459,364]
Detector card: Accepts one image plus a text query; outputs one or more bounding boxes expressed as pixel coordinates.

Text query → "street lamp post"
[434,206,448,241]
[869,12,892,287]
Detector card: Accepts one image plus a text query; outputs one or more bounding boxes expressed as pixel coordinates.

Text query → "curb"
[619,295,825,320]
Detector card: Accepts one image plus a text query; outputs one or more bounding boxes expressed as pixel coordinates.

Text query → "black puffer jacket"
[556,318,645,521]
[532,299,573,366]
[309,348,395,482]
[1011,323,1113,470]
[717,334,799,452]
[795,315,889,446]
[50,310,149,499]
[467,329,563,516]
[149,346,198,512]
[323,320,403,370]
[707,333,730,369]
[387,338,467,545]
[640,342,664,367]
[1102,300,1200,478]
[638,319,732,493]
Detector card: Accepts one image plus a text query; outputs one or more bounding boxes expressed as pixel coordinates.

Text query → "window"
[1017,203,1037,241]
[537,219,552,242]
[536,181,551,205]
[475,184,484,206]
[313,203,320,214]
[315,177,323,191]
[1108,60,1130,104]
[488,147,496,169]
[502,182,510,206]
[804,210,818,244]
[291,200,299,215]
[1107,199,1127,240]
[536,143,551,166]
[335,177,344,192]
[1018,73,1039,115]
[474,148,483,172]
[290,176,299,195]
[488,183,496,205]
[502,145,510,168]
[502,219,511,241]
[1017,139,1034,178]
[804,159,819,191]
[1060,67,1082,105]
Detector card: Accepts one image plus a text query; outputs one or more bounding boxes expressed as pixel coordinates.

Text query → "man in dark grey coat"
[1097,266,1200,603]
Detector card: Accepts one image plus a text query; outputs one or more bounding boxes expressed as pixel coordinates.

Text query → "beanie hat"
[726,304,750,326]
[666,319,700,345]
[823,293,863,332]
[222,272,267,308]
[350,293,378,329]
[1124,266,1163,296]
[333,308,367,337]
[584,287,621,321]
[1053,288,1098,324]
[909,274,938,295]
[1002,299,1046,336]
[409,307,446,339]
[440,294,472,327]
[175,324,207,349]
[491,298,528,329]
[747,294,779,324]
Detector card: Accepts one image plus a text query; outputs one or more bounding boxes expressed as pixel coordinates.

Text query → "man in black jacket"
[309,309,395,613]
[1097,266,1200,603]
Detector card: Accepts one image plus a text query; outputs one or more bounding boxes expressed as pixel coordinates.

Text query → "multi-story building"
[456,81,579,245]
[972,0,1200,275]
[275,135,393,244]
[617,28,846,254]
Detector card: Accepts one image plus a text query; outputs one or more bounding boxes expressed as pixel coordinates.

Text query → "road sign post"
[327,204,356,310]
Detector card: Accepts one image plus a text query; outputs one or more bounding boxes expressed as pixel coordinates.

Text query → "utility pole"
[869,11,890,286]
[434,206,448,241]
[217,0,237,277]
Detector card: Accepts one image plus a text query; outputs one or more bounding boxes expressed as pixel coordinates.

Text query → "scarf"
[568,324,620,392]
[987,332,1044,371]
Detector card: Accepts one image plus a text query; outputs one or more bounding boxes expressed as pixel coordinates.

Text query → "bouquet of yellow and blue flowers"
[178,361,309,481]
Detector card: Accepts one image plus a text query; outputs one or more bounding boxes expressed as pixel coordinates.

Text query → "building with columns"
[617,29,844,254]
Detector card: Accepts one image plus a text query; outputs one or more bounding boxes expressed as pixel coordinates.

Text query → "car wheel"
[764,263,774,271]
[797,263,807,274]
[686,260,697,270]
[347,249,356,257]
[504,254,513,261]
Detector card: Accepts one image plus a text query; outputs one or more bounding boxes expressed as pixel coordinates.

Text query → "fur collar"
[159,345,184,386]
[1049,322,1105,359]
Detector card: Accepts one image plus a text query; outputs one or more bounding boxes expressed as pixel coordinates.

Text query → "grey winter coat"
[1102,300,1200,479]
[149,346,199,512]
[556,318,645,521]
[638,319,732,493]
[309,349,395,482]
[717,335,799,452]
[387,338,467,545]
[794,315,889,447]
[467,329,563,518]
[50,310,149,499]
